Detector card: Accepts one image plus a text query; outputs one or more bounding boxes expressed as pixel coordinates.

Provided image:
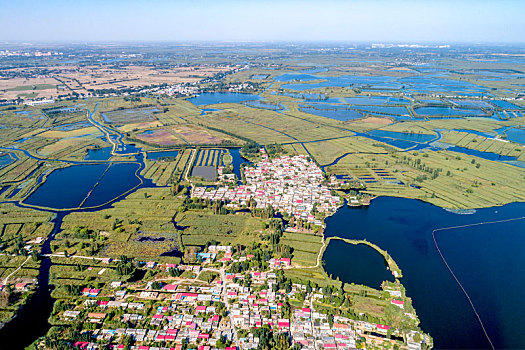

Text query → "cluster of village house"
[0,282,31,292]
[0,237,46,292]
[192,151,341,226]
[57,246,426,350]
[153,65,250,97]
[154,84,199,97]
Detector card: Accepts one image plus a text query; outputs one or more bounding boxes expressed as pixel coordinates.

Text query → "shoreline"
[322,236,403,278]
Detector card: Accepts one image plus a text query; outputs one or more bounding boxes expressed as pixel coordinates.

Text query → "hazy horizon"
[1,0,525,44]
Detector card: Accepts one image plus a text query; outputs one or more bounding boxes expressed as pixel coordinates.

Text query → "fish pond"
[23,163,143,209]
[278,74,400,91]
[15,110,37,120]
[414,106,488,117]
[244,100,283,111]
[353,105,410,116]
[0,153,16,169]
[346,96,410,105]
[188,92,261,106]
[445,145,517,162]
[323,240,395,288]
[191,166,216,181]
[490,100,520,109]
[299,105,364,121]
[146,150,179,160]
[366,130,437,143]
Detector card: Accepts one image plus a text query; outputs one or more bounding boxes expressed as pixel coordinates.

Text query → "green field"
[327,148,525,209]
[194,148,225,167]
[8,84,56,92]
[58,187,184,259]
[280,232,323,267]
[177,209,264,246]
[142,151,185,186]
[439,130,525,160]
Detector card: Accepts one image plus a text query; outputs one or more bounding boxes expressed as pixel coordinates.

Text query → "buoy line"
[432,216,525,350]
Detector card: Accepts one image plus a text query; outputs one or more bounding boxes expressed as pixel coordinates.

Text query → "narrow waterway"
[0,212,64,348]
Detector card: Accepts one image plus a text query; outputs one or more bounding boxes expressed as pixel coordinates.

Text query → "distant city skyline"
[1,0,524,43]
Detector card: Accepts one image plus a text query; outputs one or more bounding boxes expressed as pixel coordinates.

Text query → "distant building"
[24,98,54,106]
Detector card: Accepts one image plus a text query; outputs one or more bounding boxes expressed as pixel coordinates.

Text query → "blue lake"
[188,92,261,106]
[323,240,395,289]
[274,73,320,82]
[324,197,525,349]
[23,163,142,209]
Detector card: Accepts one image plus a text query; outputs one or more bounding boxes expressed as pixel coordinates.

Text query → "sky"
[1,0,525,43]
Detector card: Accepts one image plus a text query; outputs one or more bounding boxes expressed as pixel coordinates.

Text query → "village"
[48,244,429,350]
[192,151,342,227]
